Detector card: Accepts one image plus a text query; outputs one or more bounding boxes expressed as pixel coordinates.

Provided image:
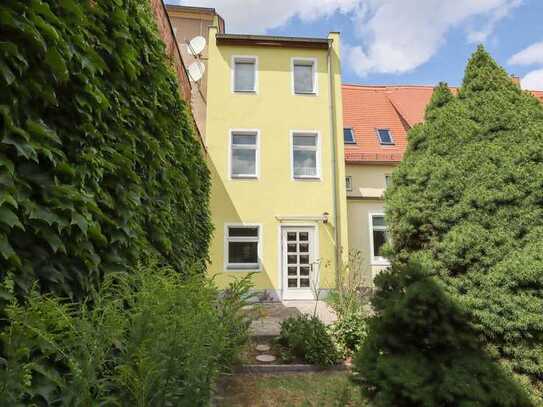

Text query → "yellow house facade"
[204,30,348,300]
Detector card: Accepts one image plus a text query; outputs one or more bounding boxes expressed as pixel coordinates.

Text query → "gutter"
[327,38,341,279]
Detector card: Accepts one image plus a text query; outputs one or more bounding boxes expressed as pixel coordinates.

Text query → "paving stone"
[255,344,271,352]
[255,354,276,363]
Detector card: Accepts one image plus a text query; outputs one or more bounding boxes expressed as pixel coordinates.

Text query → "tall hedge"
[356,46,543,404]
[0,0,212,299]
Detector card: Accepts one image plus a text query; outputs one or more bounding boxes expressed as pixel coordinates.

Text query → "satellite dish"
[187,35,206,56]
[188,61,205,82]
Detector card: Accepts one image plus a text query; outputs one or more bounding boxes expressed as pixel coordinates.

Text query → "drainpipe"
[327,37,341,282]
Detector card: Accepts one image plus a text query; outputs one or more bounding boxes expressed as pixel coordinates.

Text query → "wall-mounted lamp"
[322,212,329,224]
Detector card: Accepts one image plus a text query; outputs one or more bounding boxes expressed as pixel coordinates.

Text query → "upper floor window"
[385,175,392,188]
[230,131,259,178]
[376,129,394,145]
[233,56,257,92]
[370,214,390,265]
[225,225,261,270]
[292,132,320,179]
[344,128,356,144]
[292,58,317,94]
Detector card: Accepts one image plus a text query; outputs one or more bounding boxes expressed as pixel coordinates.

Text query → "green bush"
[278,314,339,367]
[0,264,253,406]
[327,252,369,357]
[0,0,211,300]
[354,261,534,407]
[361,46,543,404]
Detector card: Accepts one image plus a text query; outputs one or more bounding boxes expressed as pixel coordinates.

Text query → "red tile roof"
[343,84,543,164]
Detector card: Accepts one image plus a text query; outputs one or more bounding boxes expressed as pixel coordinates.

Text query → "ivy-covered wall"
[0,0,212,299]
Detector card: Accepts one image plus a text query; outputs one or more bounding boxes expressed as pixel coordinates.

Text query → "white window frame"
[228,129,260,179]
[290,130,321,180]
[345,176,353,191]
[291,57,318,95]
[224,223,262,271]
[232,55,258,94]
[369,213,390,266]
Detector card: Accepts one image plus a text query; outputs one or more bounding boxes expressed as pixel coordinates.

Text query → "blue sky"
[166,0,543,89]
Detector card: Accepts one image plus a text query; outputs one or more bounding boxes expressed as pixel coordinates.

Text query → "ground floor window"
[225,225,261,270]
[369,214,389,265]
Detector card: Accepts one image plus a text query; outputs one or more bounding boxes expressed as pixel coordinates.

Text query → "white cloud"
[509,41,543,66]
[520,69,543,90]
[175,0,520,76]
[346,0,522,76]
[177,0,359,33]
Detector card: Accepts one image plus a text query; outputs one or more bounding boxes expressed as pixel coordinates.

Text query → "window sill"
[293,176,321,181]
[226,265,261,272]
[294,91,318,96]
[370,259,390,267]
[231,175,258,180]
[233,90,257,94]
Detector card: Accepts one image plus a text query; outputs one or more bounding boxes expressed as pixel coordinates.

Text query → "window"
[344,128,356,144]
[345,176,353,191]
[376,129,394,145]
[385,175,392,188]
[230,131,258,178]
[370,214,389,264]
[292,58,317,94]
[292,132,319,179]
[233,56,257,92]
[225,225,261,270]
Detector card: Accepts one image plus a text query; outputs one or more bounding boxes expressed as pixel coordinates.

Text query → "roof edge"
[216,33,331,49]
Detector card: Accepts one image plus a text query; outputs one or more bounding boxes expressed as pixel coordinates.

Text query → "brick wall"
[149,0,192,102]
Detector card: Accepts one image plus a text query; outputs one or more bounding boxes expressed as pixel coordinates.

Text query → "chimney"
[511,74,521,88]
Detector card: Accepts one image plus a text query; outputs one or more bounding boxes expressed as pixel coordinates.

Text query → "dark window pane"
[288,255,297,264]
[300,266,310,276]
[377,129,393,145]
[287,244,297,253]
[343,128,355,143]
[300,255,309,264]
[287,232,297,241]
[288,279,298,288]
[373,230,386,257]
[232,134,257,145]
[229,241,258,264]
[372,216,385,227]
[300,279,310,288]
[288,266,297,276]
[299,232,308,241]
[229,227,258,237]
[299,243,309,253]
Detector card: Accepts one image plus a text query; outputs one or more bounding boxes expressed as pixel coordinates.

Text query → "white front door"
[281,226,317,300]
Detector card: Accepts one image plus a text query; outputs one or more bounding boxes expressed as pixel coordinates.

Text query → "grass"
[218,371,368,407]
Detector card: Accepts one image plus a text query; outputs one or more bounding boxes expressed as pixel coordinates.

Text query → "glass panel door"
[282,227,315,298]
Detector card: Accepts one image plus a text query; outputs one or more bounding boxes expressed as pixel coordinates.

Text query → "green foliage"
[0,263,253,406]
[0,0,211,299]
[354,261,534,407]
[374,45,543,402]
[327,251,369,357]
[279,314,339,367]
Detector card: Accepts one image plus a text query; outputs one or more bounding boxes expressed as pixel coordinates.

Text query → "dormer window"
[343,128,356,144]
[376,129,394,145]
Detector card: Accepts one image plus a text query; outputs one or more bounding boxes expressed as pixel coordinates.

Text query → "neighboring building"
[342,84,543,285]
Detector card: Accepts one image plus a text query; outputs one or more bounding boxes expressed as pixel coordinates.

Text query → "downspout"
[327,39,341,281]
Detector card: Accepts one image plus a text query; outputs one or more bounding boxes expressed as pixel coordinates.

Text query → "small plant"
[278,314,339,367]
[327,251,370,357]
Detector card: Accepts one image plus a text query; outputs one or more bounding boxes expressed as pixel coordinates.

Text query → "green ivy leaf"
[0,233,16,259]
[0,206,24,229]
[44,48,68,82]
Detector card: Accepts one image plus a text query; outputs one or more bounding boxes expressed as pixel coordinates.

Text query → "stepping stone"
[256,354,276,363]
[255,344,271,352]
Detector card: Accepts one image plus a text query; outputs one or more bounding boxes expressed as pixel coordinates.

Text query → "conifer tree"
[355,46,543,404]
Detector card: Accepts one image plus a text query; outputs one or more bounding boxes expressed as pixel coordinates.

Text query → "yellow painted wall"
[345,164,397,285]
[205,28,347,298]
